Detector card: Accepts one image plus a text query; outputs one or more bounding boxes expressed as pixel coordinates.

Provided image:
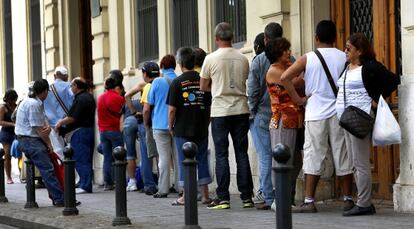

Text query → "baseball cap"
[54,66,68,75]
[142,62,160,75]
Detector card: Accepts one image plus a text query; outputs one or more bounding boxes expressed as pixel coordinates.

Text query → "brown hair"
[265,37,291,64]
[348,33,376,64]
[160,54,176,70]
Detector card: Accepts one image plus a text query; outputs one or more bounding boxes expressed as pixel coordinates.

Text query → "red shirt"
[97,90,125,132]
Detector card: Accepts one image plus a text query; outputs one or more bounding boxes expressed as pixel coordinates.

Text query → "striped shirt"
[15,97,47,137]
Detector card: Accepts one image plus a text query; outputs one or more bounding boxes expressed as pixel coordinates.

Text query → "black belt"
[16,135,39,140]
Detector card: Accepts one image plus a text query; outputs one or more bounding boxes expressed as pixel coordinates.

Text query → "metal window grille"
[136,0,159,64]
[30,0,42,81]
[4,0,14,88]
[214,0,246,43]
[172,0,199,52]
[350,0,373,43]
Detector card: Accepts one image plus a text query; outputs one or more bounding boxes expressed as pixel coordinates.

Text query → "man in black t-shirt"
[167,47,212,205]
[56,77,95,194]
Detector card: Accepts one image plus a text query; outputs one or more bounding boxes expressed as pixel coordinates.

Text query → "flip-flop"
[7,179,14,184]
[171,199,185,206]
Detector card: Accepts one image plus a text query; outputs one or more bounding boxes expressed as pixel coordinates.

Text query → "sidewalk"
[1,181,414,229]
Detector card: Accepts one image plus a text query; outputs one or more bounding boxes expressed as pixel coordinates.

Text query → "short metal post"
[272,143,293,229]
[62,146,79,216]
[24,156,38,208]
[0,149,8,203]
[182,142,200,229]
[112,146,131,226]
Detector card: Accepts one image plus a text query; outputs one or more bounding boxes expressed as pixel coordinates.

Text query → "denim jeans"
[71,127,94,193]
[175,136,212,187]
[17,137,64,204]
[123,116,138,160]
[100,131,124,185]
[249,113,274,205]
[211,114,253,201]
[137,123,157,191]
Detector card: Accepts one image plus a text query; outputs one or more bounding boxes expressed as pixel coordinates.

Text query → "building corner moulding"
[260,11,290,21]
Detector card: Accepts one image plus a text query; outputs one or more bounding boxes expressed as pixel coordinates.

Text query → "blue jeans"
[17,136,64,204]
[175,136,212,187]
[137,123,157,191]
[211,114,253,201]
[71,127,94,193]
[100,131,124,185]
[250,113,274,205]
[123,116,139,160]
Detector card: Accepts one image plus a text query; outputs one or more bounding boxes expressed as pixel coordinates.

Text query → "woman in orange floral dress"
[265,37,305,206]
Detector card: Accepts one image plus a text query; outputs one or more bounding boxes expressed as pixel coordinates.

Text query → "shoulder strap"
[314,50,338,97]
[51,84,69,115]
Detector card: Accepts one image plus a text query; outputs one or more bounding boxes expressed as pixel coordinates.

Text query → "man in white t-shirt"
[200,22,254,210]
[281,20,353,213]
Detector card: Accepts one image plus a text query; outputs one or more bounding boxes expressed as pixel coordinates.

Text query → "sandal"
[7,178,14,184]
[201,198,213,205]
[153,192,168,198]
[171,199,185,206]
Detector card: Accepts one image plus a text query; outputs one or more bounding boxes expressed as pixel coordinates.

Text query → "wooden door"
[78,0,93,83]
[331,0,401,199]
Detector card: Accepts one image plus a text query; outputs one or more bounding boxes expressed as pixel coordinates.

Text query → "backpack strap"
[51,84,69,115]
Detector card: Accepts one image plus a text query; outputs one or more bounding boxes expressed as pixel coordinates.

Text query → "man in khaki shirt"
[200,22,254,210]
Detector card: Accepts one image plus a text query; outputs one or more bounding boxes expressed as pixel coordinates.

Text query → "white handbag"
[372,95,401,146]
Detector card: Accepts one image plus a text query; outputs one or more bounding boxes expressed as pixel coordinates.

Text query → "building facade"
[1,0,413,212]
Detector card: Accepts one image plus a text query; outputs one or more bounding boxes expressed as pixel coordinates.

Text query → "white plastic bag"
[372,95,401,146]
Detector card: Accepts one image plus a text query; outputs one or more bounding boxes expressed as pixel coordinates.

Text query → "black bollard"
[182,142,200,229]
[272,143,293,229]
[24,156,39,208]
[62,146,79,216]
[112,146,131,226]
[0,149,8,203]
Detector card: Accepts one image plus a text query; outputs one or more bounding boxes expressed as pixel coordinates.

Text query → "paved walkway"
[1,181,414,229]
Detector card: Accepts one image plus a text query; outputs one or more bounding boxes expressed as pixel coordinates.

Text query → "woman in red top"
[97,72,125,190]
[265,37,305,207]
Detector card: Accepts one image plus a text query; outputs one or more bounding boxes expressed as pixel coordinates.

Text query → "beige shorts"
[302,115,352,176]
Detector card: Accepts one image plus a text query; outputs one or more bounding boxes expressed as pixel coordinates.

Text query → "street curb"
[0,215,58,229]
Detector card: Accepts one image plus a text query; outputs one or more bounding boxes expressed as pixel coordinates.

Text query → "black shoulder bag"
[314,50,374,139]
[338,69,374,139]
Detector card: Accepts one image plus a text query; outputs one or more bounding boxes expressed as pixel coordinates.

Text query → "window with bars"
[350,0,373,43]
[136,0,159,64]
[30,0,42,81]
[172,0,199,52]
[214,0,246,44]
[3,0,14,88]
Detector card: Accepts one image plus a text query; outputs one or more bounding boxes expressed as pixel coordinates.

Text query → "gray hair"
[215,22,233,41]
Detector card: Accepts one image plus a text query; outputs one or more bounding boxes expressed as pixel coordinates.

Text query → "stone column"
[393,1,414,211]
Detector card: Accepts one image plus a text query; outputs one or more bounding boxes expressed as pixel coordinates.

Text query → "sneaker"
[252,191,265,204]
[292,202,317,213]
[242,199,254,208]
[126,182,138,192]
[343,199,355,212]
[103,184,114,191]
[207,199,230,210]
[343,204,376,216]
[271,200,276,212]
[75,188,88,194]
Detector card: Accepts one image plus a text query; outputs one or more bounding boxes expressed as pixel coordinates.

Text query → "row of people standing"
[249,19,399,217]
